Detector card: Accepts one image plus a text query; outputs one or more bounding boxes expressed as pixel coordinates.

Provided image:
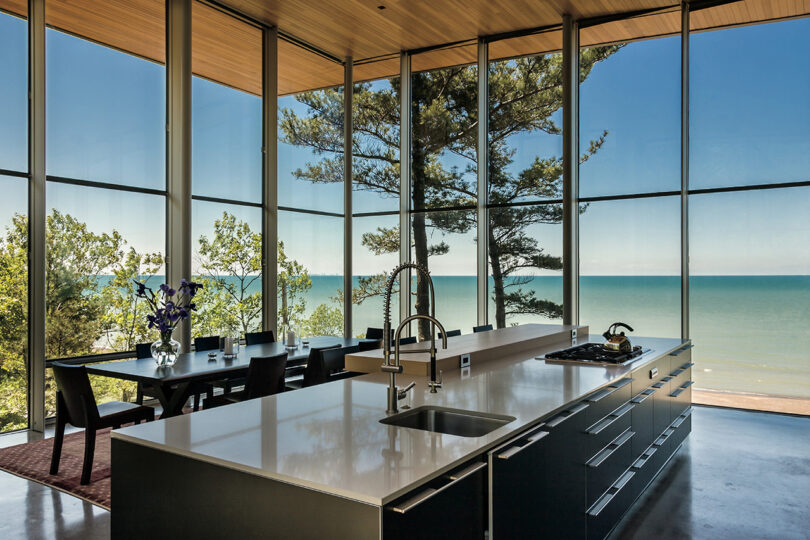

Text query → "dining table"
[86,336,366,418]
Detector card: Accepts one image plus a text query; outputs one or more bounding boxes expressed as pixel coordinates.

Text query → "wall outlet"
[461,366,471,379]
[460,353,471,368]
[571,328,578,340]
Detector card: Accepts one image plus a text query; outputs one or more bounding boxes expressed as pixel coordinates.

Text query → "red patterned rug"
[0,428,112,510]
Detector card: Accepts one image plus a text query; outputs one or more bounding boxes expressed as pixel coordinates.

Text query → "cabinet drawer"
[668,345,693,375]
[586,401,633,460]
[586,428,634,507]
[585,378,633,428]
[383,460,487,540]
[586,468,636,540]
[668,407,692,451]
[669,380,693,421]
[630,387,656,457]
[631,356,669,395]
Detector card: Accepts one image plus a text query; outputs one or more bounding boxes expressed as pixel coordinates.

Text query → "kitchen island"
[110,326,693,539]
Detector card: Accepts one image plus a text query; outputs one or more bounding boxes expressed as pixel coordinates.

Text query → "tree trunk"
[488,228,507,328]
[411,143,431,341]
[280,283,288,331]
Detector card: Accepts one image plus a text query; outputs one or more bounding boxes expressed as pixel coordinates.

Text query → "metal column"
[680,4,690,339]
[476,39,489,326]
[28,0,46,433]
[262,26,279,336]
[344,58,353,338]
[166,0,192,351]
[399,52,412,328]
[562,15,580,326]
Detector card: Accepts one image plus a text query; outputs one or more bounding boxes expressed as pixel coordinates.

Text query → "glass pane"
[352,214,399,338]
[690,17,810,190]
[44,183,165,410]
[0,10,27,173]
[277,210,344,336]
[410,64,477,211]
[579,196,681,338]
[352,78,400,214]
[689,187,810,403]
[488,52,563,204]
[278,88,345,213]
[410,210,476,338]
[0,175,28,432]
[579,36,680,197]
[488,205,562,328]
[192,200,263,337]
[46,28,165,189]
[192,2,262,202]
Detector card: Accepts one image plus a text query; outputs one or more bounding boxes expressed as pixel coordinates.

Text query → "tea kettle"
[602,322,634,353]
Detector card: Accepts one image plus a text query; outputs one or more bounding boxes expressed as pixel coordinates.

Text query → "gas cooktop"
[543,342,647,365]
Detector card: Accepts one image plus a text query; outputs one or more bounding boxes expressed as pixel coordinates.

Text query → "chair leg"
[136,383,144,405]
[193,393,200,412]
[81,427,96,485]
[49,395,67,475]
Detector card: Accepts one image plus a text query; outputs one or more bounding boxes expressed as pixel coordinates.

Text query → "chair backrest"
[399,335,417,345]
[302,344,341,387]
[245,330,275,346]
[50,362,99,427]
[194,335,220,352]
[243,352,288,399]
[358,339,381,352]
[135,342,152,359]
[439,329,461,339]
[365,327,384,340]
[473,324,493,333]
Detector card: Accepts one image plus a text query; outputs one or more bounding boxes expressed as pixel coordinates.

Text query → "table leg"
[149,382,192,418]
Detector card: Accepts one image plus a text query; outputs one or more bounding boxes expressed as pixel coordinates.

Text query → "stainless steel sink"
[380,406,515,437]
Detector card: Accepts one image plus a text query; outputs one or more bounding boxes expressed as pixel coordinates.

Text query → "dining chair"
[438,329,461,339]
[245,330,275,346]
[203,352,288,409]
[134,342,156,406]
[399,335,417,345]
[473,324,494,333]
[194,335,221,352]
[358,339,382,352]
[50,362,155,485]
[286,344,341,390]
[365,327,384,340]
[303,345,362,388]
[191,336,232,410]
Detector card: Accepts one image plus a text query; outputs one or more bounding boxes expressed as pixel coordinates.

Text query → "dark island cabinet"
[488,402,589,539]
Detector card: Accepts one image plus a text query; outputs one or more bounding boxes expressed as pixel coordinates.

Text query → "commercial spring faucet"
[381,262,448,414]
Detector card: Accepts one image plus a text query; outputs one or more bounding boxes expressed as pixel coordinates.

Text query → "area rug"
[0,428,112,510]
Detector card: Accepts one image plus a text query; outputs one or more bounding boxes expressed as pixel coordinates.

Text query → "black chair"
[365,327,384,340]
[302,346,361,388]
[204,352,288,409]
[245,330,275,346]
[473,324,493,333]
[399,335,417,345]
[50,362,155,485]
[194,335,221,352]
[134,343,153,405]
[287,344,341,390]
[358,339,381,352]
[438,329,461,339]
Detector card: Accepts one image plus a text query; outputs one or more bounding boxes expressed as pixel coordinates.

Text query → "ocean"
[104,274,810,399]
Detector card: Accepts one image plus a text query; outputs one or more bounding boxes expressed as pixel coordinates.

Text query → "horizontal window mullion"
[0,168,29,179]
[278,206,345,218]
[46,175,167,197]
[410,204,477,214]
[578,190,681,203]
[688,180,810,196]
[192,194,262,208]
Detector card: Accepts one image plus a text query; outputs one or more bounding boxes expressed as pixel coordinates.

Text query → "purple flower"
[167,288,176,297]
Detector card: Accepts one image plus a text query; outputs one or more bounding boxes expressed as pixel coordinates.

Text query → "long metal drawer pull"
[392,461,487,514]
[614,469,634,491]
[588,429,635,468]
[651,381,665,389]
[670,368,684,377]
[587,470,636,517]
[672,407,693,428]
[632,446,658,470]
[497,429,549,460]
[668,344,694,356]
[670,381,693,398]
[545,402,589,428]
[585,378,632,403]
[680,362,695,370]
[631,388,655,404]
[588,402,635,435]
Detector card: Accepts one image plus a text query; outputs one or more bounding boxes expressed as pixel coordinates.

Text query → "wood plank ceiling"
[1,0,809,96]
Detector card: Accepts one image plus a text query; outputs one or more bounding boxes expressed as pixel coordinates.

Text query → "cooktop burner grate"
[544,342,645,364]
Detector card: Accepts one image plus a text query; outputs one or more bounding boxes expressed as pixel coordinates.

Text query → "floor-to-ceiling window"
[351,76,400,337]
[277,44,345,338]
[191,1,263,340]
[44,0,166,412]
[578,13,682,339]
[486,31,565,329]
[409,47,478,338]
[689,10,810,404]
[0,4,28,432]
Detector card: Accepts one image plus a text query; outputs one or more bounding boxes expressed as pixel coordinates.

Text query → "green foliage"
[303,303,343,337]
[280,47,619,333]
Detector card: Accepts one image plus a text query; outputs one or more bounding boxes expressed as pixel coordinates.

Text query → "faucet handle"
[428,370,443,393]
[397,381,415,400]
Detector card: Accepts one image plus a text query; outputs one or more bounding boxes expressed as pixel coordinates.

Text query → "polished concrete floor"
[0,406,807,539]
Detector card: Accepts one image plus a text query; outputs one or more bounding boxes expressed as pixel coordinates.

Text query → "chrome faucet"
[381,263,448,414]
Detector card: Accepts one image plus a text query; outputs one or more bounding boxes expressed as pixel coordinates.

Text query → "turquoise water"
[99,274,810,399]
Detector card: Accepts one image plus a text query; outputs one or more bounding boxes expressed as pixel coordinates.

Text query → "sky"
[0,12,808,277]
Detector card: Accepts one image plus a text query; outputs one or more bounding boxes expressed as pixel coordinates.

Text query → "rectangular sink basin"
[380,406,515,437]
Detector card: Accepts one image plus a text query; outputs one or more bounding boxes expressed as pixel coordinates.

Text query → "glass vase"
[151,331,180,367]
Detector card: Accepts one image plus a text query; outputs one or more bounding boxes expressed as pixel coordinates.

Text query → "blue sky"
[0,12,808,276]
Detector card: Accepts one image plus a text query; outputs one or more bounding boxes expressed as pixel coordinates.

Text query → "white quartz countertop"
[113,332,687,506]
